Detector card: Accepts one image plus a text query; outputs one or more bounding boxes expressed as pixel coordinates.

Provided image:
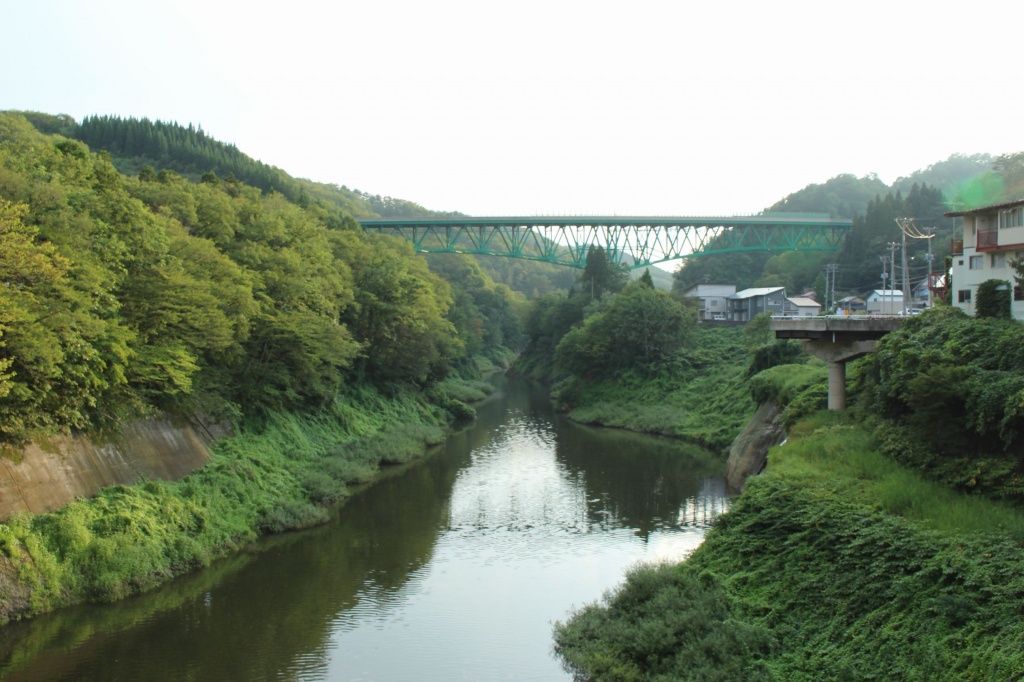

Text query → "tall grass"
[555,410,1024,680]
[0,382,464,624]
[770,412,1024,541]
[558,326,757,451]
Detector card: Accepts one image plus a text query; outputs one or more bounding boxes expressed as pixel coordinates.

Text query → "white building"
[682,283,736,320]
[948,199,1024,319]
[784,296,822,317]
[866,290,904,314]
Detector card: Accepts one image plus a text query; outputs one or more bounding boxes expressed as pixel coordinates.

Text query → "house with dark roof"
[727,286,786,322]
[836,295,866,313]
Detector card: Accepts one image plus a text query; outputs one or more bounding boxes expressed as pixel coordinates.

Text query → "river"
[0,375,730,681]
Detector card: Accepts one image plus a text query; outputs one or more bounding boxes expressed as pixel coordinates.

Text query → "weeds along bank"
[517,321,768,453]
[555,411,1024,680]
[0,379,492,625]
[554,309,1024,680]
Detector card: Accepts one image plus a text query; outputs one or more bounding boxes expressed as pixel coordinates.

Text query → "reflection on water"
[0,376,730,681]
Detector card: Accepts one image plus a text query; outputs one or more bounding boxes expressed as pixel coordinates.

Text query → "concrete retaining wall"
[0,415,223,520]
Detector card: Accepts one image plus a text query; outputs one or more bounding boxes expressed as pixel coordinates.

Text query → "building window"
[1016,286,1024,302]
[991,253,1006,268]
[958,289,972,303]
[999,207,1024,229]
[969,255,983,270]
[710,300,718,307]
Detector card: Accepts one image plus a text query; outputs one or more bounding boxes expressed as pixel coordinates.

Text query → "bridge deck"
[771,316,903,341]
[359,215,853,269]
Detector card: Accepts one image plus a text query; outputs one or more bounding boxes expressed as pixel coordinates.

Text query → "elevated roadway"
[772,316,904,410]
[359,214,852,269]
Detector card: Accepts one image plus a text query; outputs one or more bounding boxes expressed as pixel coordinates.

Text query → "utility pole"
[823,263,838,312]
[923,226,937,308]
[901,227,910,314]
[895,218,939,311]
[888,242,899,315]
[879,255,888,315]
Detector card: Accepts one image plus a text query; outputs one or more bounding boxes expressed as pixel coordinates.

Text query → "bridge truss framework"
[358,215,852,269]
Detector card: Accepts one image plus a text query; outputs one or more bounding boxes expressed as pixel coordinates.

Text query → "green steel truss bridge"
[358,214,852,269]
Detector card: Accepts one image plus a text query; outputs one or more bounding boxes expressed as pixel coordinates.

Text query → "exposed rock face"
[725,401,786,491]
[0,415,222,520]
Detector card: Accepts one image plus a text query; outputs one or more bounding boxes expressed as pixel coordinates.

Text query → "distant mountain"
[765,173,889,219]
[891,153,993,197]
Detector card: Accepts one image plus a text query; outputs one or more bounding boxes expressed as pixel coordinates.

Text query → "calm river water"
[0,376,730,681]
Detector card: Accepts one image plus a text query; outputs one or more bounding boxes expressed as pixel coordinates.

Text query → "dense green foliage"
[861,307,1024,502]
[554,563,773,681]
[556,306,1024,680]
[552,326,758,451]
[556,411,1024,680]
[0,111,519,443]
[514,245,800,449]
[766,173,889,219]
[836,183,951,295]
[0,110,528,624]
[975,279,1012,319]
[892,153,993,196]
[513,246,628,380]
[556,283,694,379]
[952,151,1024,209]
[0,382,476,623]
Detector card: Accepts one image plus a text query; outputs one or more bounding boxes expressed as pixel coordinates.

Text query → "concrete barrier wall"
[0,415,221,520]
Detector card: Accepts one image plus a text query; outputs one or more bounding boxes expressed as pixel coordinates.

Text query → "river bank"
[554,407,1024,680]
[0,372,730,680]
[523,325,763,453]
[0,378,492,626]
[544,312,1024,679]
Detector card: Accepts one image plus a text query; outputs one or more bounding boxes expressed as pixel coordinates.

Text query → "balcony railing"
[977,228,999,251]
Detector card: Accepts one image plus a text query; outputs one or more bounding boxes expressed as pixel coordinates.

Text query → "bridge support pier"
[773,317,902,411]
[827,361,847,411]
[800,339,877,411]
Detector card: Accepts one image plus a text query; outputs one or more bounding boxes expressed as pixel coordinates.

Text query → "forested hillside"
[0,111,523,445]
[672,153,1020,301]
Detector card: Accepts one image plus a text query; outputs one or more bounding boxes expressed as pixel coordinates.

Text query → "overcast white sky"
[4,0,1022,216]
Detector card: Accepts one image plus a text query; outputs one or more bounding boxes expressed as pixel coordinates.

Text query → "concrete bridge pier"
[828,361,846,411]
[771,318,903,411]
[800,339,878,411]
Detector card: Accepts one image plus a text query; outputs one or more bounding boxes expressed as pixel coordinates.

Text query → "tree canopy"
[0,112,520,442]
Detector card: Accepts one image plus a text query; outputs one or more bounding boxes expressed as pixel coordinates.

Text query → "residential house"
[726,287,786,322]
[784,296,822,317]
[866,290,904,314]
[836,295,866,313]
[947,199,1024,319]
[911,274,941,309]
[682,283,736,320]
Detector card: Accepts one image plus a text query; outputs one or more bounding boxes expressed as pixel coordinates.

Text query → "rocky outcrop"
[725,400,786,491]
[0,415,225,520]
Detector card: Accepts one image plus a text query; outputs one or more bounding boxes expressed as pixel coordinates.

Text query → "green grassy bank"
[551,326,759,452]
[0,380,491,625]
[554,410,1024,681]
